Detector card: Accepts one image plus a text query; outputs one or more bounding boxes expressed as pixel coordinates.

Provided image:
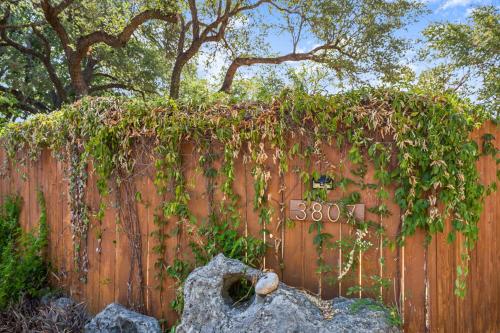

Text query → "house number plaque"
[289,200,364,222]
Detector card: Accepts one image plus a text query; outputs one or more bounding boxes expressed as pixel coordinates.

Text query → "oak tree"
[166,0,424,98]
[0,0,178,114]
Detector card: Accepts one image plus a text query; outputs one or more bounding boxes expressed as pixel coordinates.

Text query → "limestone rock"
[50,297,75,310]
[255,272,279,296]
[84,303,160,333]
[177,254,400,333]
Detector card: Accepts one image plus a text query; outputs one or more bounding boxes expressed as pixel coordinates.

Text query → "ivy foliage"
[0,88,491,304]
[0,193,48,309]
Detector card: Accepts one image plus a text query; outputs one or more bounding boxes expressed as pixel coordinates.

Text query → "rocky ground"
[0,254,401,332]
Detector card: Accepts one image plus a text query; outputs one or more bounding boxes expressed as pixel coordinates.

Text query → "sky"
[197,0,497,90]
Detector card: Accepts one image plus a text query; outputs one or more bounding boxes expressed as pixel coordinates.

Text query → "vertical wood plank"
[360,160,381,299]
[242,143,267,271]
[19,154,30,231]
[322,143,342,299]
[282,140,304,289]
[0,149,5,203]
[302,140,319,294]
[436,220,456,332]
[382,184,401,308]
[57,158,75,298]
[98,184,117,310]
[41,151,59,287]
[470,131,487,332]
[232,155,250,264]
[428,235,438,333]
[475,122,497,332]
[144,169,164,320]
[85,163,100,313]
[264,152,282,276]
[403,230,426,332]
[135,169,150,314]
[31,153,40,232]
[494,122,500,333]
[115,180,132,307]
[338,152,359,297]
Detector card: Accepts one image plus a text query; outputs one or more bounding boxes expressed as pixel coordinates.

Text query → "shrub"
[0,193,48,309]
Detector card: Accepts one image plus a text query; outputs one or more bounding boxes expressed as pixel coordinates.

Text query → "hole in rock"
[222,273,255,309]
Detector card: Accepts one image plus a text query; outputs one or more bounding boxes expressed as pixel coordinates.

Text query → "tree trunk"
[169,57,187,99]
[43,57,67,105]
[220,61,241,93]
[69,59,88,98]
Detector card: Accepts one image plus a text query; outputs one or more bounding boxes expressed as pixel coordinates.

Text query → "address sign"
[289,199,364,222]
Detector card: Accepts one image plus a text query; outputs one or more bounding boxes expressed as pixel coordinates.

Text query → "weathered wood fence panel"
[0,122,498,332]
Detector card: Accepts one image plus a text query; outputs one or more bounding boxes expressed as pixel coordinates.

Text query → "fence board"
[99,187,116,310]
[403,230,426,332]
[114,181,131,308]
[321,143,342,299]
[283,141,304,289]
[382,184,401,308]
[361,162,381,299]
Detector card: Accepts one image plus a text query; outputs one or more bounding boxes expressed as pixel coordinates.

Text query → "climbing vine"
[0,87,494,318]
[67,142,90,282]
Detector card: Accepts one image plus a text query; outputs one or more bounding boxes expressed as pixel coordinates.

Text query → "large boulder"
[84,303,160,333]
[177,254,400,333]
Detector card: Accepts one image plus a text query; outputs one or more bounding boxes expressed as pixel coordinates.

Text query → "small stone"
[40,294,55,306]
[84,303,160,333]
[255,272,279,296]
[51,297,75,310]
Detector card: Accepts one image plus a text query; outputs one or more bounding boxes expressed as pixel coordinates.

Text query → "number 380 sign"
[289,200,365,222]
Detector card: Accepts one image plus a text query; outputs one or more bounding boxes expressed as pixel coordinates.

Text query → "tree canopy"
[1,0,426,115]
[0,1,498,118]
[0,0,178,115]
[422,6,499,114]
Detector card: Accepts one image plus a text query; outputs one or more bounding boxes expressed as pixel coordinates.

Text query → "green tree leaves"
[423,6,499,115]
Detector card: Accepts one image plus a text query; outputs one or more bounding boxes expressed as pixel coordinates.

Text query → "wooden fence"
[0,122,498,332]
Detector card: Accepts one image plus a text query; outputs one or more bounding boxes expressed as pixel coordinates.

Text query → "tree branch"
[0,9,67,104]
[0,22,45,30]
[31,26,67,103]
[188,0,200,40]
[197,1,274,48]
[82,57,99,86]
[88,83,150,99]
[220,44,343,92]
[40,0,72,57]
[177,16,187,55]
[76,10,178,59]
[40,0,178,97]
[169,0,272,98]
[31,26,50,54]
[53,0,75,15]
[0,84,50,114]
[93,72,119,81]
[88,83,131,92]
[0,11,44,58]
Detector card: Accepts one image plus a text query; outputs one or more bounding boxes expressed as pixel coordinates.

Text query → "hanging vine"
[0,87,494,317]
[66,141,90,282]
